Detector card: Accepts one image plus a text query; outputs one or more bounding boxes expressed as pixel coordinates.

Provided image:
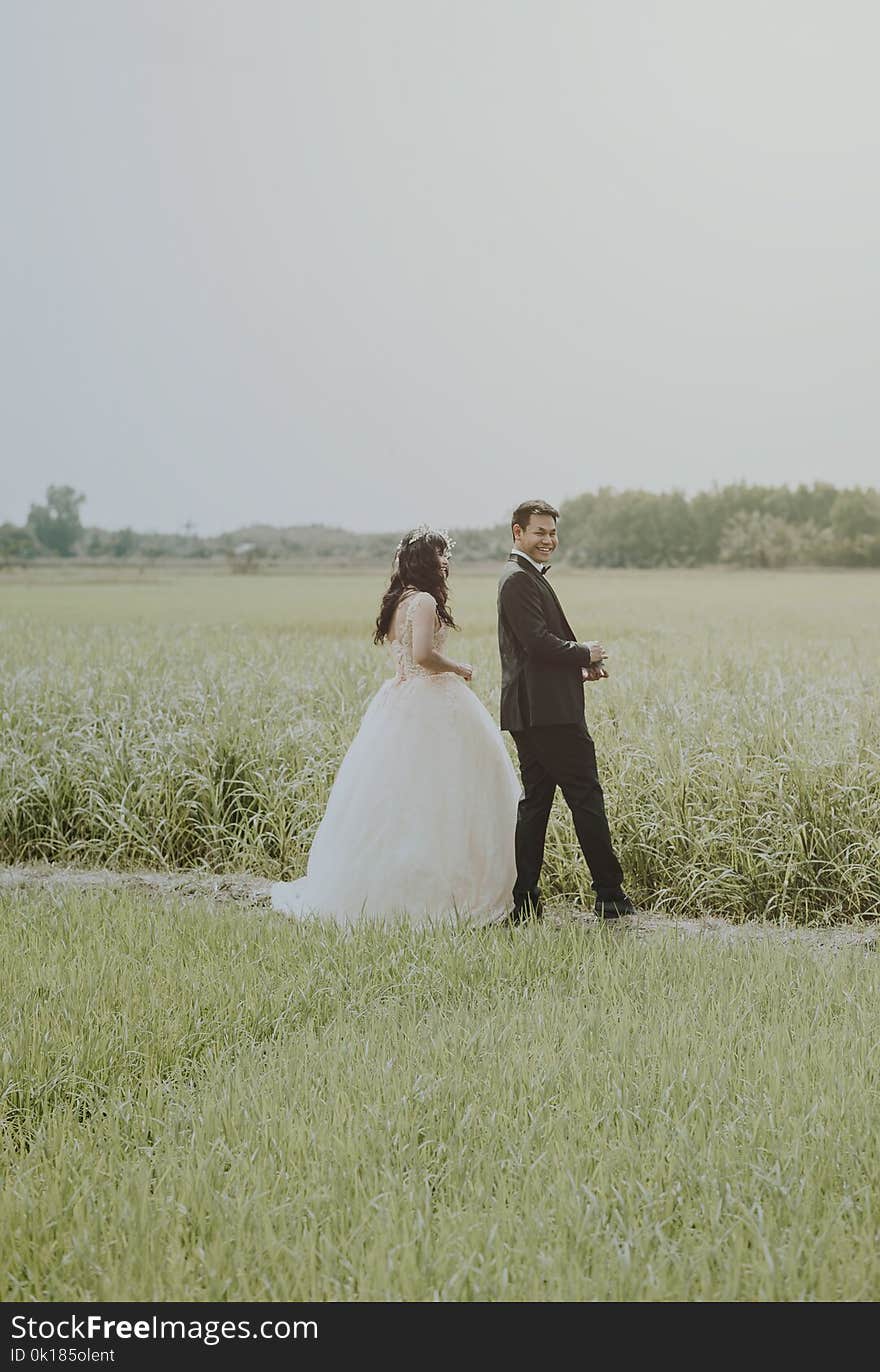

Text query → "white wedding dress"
[271,591,521,925]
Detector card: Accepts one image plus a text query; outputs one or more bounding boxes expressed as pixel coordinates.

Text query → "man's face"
[513,514,558,563]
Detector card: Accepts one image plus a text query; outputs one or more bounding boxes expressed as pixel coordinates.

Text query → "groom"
[497,499,634,921]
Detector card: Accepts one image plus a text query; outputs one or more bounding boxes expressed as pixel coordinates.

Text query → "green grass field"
[2,885,878,1301]
[2,567,879,920]
[2,567,879,1300]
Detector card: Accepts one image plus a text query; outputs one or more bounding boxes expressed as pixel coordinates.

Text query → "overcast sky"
[2,1,878,535]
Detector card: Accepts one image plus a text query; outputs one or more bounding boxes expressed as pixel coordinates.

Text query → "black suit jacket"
[497,554,592,731]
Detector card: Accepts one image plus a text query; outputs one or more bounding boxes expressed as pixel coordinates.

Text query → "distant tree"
[0,522,37,565]
[564,489,697,567]
[82,526,138,558]
[85,528,108,556]
[444,523,509,562]
[689,485,774,562]
[829,489,880,542]
[769,481,839,527]
[719,512,810,568]
[110,527,136,558]
[26,485,86,557]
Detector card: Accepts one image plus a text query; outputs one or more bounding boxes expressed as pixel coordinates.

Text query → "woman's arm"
[410,594,472,679]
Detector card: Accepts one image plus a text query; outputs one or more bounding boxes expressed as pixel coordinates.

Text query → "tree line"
[3,481,880,569]
[560,483,880,568]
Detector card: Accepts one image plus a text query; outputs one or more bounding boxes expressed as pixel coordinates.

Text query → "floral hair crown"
[394,524,456,558]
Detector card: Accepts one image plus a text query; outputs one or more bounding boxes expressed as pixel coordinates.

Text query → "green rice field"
[2,885,878,1301]
[1,567,878,1300]
[2,567,878,921]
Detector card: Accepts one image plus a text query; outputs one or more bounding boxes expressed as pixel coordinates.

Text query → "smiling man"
[497,499,634,922]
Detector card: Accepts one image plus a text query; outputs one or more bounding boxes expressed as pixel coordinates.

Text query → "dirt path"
[2,862,875,952]
[0,863,272,907]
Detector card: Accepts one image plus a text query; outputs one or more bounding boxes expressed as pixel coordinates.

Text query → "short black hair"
[511,499,559,536]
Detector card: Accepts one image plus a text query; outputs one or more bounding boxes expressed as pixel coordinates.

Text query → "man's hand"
[583,641,608,681]
[457,662,473,682]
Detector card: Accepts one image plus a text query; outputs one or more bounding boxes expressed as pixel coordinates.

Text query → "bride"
[271,525,521,924]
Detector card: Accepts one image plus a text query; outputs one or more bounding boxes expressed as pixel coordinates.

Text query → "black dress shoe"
[594,893,636,920]
[507,896,543,924]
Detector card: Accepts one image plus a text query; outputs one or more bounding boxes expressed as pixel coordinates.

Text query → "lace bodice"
[389,590,449,682]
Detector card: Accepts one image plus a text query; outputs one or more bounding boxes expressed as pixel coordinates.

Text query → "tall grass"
[1,569,879,921]
[2,886,878,1301]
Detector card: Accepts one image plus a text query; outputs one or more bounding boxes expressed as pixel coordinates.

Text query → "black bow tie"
[541,565,551,575]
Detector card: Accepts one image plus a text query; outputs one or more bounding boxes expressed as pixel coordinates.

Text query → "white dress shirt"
[510,548,550,575]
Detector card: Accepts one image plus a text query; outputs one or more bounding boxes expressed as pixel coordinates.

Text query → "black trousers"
[510,721,625,905]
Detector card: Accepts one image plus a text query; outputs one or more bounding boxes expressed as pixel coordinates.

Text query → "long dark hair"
[374,529,457,644]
